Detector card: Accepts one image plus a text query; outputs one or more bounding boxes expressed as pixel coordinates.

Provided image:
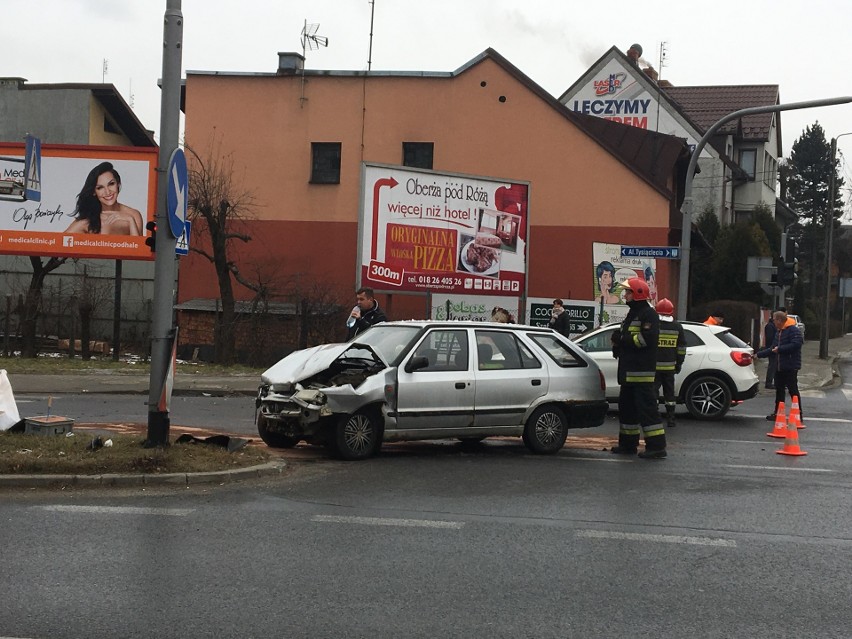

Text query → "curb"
[0,460,286,489]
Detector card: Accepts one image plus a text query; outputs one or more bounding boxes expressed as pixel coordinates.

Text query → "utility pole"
[145,0,183,447]
[819,132,851,359]
[676,96,852,321]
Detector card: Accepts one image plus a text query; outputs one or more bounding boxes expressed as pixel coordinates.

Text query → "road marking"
[552,456,632,463]
[38,505,193,516]
[800,390,825,399]
[842,388,852,401]
[575,529,736,547]
[739,415,852,424]
[312,515,464,529]
[723,464,834,473]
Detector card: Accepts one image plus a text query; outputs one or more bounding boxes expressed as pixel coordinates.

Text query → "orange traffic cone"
[790,395,806,429]
[777,410,808,456]
[766,401,787,438]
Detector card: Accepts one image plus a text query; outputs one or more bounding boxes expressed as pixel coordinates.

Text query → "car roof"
[379,320,555,333]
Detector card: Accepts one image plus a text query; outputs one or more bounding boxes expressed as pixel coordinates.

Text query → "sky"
[7,0,852,215]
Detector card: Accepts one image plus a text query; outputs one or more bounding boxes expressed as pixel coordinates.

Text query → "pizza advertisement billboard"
[0,143,158,260]
[358,163,529,297]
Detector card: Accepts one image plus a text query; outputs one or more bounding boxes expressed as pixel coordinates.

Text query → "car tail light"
[599,370,606,391]
[730,351,752,366]
[384,383,397,409]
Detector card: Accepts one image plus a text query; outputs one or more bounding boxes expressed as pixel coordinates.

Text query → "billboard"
[0,143,158,260]
[358,163,529,297]
[593,242,657,326]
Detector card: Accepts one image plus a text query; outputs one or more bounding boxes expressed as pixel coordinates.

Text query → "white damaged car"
[255,321,609,460]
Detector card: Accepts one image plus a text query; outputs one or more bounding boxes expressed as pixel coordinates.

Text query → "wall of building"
[181,55,677,328]
[0,84,90,144]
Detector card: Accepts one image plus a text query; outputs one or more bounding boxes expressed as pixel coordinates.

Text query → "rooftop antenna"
[300,20,328,106]
[102,58,109,83]
[367,0,376,71]
[129,79,135,109]
[654,41,668,134]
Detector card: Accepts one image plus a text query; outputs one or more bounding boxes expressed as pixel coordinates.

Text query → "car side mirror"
[405,355,430,373]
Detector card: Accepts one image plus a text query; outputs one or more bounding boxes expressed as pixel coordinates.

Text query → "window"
[763,151,777,189]
[475,330,541,370]
[576,328,616,353]
[528,334,586,368]
[310,142,341,184]
[413,329,468,372]
[403,142,434,169]
[103,116,121,135]
[739,149,756,180]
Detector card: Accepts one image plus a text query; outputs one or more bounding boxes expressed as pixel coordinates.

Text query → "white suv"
[573,321,759,420]
[787,314,806,338]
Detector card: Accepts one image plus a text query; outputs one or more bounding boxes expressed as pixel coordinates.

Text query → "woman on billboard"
[64,162,143,235]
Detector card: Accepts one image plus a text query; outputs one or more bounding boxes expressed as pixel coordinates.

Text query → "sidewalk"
[6,333,852,397]
[7,371,259,396]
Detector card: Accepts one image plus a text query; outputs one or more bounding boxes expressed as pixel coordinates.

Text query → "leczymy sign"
[358,163,529,297]
[0,143,158,260]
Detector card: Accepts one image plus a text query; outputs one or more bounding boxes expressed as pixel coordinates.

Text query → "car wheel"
[331,410,382,461]
[684,376,732,420]
[523,405,568,454]
[256,412,300,449]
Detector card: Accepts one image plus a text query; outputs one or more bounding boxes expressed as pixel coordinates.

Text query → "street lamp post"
[677,96,852,321]
[819,132,852,359]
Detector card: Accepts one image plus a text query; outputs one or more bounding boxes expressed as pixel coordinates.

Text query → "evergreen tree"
[785,122,845,302]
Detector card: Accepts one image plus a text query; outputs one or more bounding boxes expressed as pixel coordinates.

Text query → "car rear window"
[528,333,587,368]
[716,330,750,349]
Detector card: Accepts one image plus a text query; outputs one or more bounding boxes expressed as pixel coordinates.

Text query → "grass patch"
[0,355,265,376]
[0,431,274,475]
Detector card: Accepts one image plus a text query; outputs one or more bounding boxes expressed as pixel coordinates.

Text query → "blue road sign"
[24,135,41,202]
[620,246,680,259]
[176,220,191,256]
[167,148,188,239]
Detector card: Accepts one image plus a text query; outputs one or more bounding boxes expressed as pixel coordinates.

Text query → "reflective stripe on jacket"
[656,317,686,372]
[616,302,659,385]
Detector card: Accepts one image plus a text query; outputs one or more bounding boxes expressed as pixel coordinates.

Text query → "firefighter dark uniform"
[611,277,667,458]
[654,298,686,429]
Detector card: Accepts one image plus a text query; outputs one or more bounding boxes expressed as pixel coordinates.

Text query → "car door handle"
[531,379,542,386]
[455,382,466,389]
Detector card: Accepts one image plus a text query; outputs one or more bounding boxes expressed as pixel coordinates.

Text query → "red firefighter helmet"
[655,298,674,315]
[620,277,651,301]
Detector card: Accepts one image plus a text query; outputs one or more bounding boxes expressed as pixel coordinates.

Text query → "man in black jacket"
[654,298,686,428]
[346,287,387,340]
[611,277,666,459]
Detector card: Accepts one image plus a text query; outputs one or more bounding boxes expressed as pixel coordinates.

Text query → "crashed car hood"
[261,342,383,385]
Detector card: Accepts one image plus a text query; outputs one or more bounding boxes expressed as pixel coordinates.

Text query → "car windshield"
[350,325,423,365]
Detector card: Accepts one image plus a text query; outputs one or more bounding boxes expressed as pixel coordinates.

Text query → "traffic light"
[776,261,794,286]
[782,236,799,285]
[145,220,157,252]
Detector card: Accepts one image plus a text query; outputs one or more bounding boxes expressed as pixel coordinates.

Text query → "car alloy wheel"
[684,375,731,420]
[523,405,568,454]
[332,410,381,460]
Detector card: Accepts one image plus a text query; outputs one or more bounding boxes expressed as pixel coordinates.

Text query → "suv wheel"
[523,405,568,454]
[256,412,300,449]
[684,376,732,420]
[330,410,382,460]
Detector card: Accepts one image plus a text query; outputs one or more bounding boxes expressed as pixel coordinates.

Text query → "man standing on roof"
[755,310,803,422]
[704,310,725,326]
[610,277,667,459]
[654,298,687,429]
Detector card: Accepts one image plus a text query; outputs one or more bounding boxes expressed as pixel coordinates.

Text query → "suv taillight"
[599,370,606,391]
[730,351,752,366]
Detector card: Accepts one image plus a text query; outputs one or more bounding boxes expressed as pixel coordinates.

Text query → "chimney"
[642,65,658,82]
[277,52,305,74]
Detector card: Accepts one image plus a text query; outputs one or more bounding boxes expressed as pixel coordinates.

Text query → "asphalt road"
[2,359,851,638]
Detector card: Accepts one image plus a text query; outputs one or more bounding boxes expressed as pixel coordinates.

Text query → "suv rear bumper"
[734,382,760,402]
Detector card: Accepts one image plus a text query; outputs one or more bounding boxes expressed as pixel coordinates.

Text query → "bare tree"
[185,137,259,365]
[19,256,66,358]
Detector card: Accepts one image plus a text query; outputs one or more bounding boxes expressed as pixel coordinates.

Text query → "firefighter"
[610,277,667,459]
[654,298,687,428]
